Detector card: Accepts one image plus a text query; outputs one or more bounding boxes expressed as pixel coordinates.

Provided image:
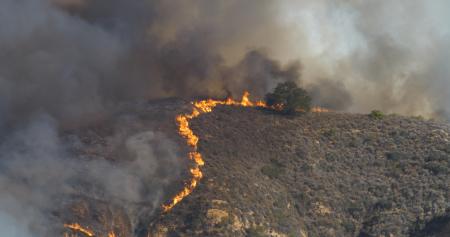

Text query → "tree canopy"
[265,81,311,114]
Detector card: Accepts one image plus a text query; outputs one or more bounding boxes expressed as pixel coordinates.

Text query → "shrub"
[413,115,425,120]
[369,110,384,119]
[386,152,408,161]
[374,199,393,210]
[322,128,336,137]
[265,81,311,114]
[261,159,285,179]
[273,209,290,227]
[246,227,267,237]
[300,163,314,172]
[424,162,448,175]
[261,164,284,179]
[347,205,364,218]
[343,220,356,233]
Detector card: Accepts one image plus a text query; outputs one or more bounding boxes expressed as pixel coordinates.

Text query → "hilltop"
[150,106,450,237]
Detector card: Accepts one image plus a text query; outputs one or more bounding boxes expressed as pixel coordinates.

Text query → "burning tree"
[265,81,311,114]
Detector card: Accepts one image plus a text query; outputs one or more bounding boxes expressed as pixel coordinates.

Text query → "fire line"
[63,223,117,237]
[62,92,328,236]
[162,91,328,212]
[161,91,266,212]
[64,223,95,237]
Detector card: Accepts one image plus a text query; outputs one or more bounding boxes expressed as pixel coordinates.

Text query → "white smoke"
[277,0,450,118]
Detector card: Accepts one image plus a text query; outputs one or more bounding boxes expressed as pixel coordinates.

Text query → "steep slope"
[59,99,188,237]
[150,106,450,237]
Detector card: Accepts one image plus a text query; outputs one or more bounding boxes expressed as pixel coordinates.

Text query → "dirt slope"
[150,106,450,237]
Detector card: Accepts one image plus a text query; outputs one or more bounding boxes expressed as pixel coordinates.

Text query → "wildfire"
[163,91,330,212]
[161,91,266,212]
[63,223,118,237]
[61,92,329,236]
[64,223,95,237]
[311,106,330,113]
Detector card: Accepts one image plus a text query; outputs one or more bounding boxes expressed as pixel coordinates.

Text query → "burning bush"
[265,81,311,114]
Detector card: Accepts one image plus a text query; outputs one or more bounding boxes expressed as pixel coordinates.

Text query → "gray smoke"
[0,114,181,236]
[0,0,449,236]
[1,0,449,126]
[279,0,450,117]
[0,0,299,129]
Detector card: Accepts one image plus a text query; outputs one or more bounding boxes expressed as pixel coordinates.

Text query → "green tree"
[265,81,311,114]
[369,110,384,119]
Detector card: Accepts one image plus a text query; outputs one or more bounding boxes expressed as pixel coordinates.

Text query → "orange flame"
[64,223,95,237]
[162,91,330,212]
[162,91,267,212]
[311,106,330,113]
[63,223,117,237]
[61,93,329,236]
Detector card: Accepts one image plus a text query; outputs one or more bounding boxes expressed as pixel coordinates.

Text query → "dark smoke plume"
[1,0,449,127]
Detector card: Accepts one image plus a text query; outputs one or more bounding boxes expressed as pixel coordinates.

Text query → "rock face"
[150,106,450,237]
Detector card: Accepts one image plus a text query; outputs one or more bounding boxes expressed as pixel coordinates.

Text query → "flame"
[162,91,268,212]
[61,92,329,236]
[162,91,330,212]
[311,106,330,113]
[63,223,118,237]
[64,223,95,237]
[108,232,116,237]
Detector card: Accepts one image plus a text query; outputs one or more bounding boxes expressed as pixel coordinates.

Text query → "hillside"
[59,102,450,237]
[150,106,450,237]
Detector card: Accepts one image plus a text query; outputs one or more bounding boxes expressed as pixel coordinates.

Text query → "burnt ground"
[58,102,450,237]
[150,106,450,237]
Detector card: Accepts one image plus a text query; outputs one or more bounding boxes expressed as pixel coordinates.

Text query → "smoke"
[1,0,449,125]
[0,211,33,237]
[280,0,450,117]
[0,114,181,235]
[308,79,353,111]
[0,0,449,235]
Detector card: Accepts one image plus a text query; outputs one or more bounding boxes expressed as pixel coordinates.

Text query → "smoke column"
[1,0,449,123]
[0,0,449,235]
[279,1,450,118]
